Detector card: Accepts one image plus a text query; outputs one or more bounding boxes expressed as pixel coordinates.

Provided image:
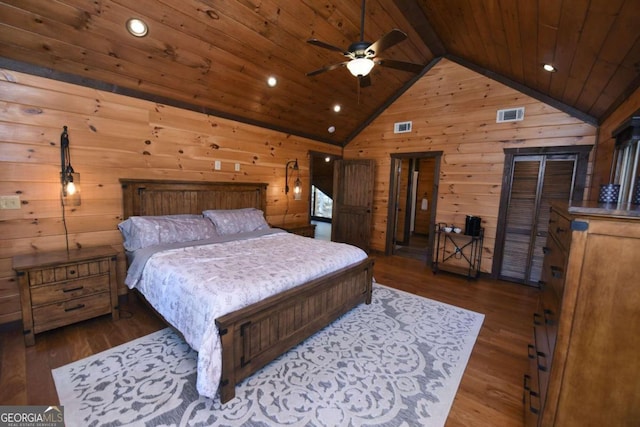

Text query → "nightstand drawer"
[28,259,109,286]
[30,274,110,305]
[32,292,111,333]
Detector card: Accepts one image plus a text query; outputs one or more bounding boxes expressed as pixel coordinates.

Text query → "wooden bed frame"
[120,179,374,403]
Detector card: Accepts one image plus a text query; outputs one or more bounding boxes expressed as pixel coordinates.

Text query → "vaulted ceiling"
[1,0,639,146]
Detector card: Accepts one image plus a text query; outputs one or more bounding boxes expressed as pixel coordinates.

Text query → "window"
[611,111,640,204]
[311,185,333,219]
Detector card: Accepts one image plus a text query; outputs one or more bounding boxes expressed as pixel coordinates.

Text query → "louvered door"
[499,155,577,285]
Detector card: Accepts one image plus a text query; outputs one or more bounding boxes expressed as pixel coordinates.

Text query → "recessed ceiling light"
[543,64,557,72]
[126,18,148,37]
[267,76,277,87]
[324,156,331,162]
[328,126,336,133]
[333,104,341,113]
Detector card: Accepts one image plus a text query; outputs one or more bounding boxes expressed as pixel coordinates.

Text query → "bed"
[119,179,374,403]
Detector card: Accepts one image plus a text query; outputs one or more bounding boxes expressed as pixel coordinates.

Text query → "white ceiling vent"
[394,121,412,133]
[496,107,525,123]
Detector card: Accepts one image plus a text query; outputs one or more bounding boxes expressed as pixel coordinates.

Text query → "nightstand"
[13,246,119,346]
[281,224,316,238]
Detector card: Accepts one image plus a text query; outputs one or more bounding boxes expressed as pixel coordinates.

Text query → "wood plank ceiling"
[0,0,639,146]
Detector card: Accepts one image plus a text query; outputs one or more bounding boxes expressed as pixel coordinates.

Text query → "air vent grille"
[394,121,412,133]
[496,107,525,123]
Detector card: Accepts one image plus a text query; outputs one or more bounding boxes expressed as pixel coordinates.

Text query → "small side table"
[280,224,316,238]
[13,246,119,346]
[432,224,484,279]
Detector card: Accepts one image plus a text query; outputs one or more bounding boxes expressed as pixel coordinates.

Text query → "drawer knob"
[528,344,536,359]
[533,312,543,326]
[537,351,548,372]
[543,309,554,325]
[523,374,531,391]
[550,265,563,279]
[529,390,540,414]
[68,270,76,275]
[64,304,85,312]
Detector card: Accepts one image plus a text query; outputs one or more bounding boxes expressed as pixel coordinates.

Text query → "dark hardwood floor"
[0,254,538,426]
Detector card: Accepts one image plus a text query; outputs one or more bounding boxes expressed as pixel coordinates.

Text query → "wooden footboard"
[215,257,374,403]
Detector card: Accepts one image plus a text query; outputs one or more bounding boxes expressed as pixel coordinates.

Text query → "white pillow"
[118,215,217,251]
[202,208,269,235]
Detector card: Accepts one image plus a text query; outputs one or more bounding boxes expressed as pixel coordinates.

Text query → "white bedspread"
[130,231,368,399]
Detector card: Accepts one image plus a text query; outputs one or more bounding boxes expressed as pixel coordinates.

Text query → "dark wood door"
[331,159,375,252]
[499,155,576,285]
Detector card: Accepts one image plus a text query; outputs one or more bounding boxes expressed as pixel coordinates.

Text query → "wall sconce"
[60,126,81,206]
[285,159,302,201]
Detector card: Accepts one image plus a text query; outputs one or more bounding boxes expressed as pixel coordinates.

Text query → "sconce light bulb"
[66,181,76,195]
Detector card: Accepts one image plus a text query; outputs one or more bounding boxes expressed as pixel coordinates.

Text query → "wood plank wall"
[0,69,340,324]
[1,59,631,325]
[590,86,640,198]
[344,59,598,271]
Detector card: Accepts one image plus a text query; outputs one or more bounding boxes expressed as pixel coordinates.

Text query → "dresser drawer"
[524,341,542,426]
[541,231,567,303]
[30,274,110,306]
[548,209,572,252]
[540,285,559,357]
[32,292,111,333]
[533,318,551,406]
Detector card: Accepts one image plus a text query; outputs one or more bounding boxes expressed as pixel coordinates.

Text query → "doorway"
[386,152,442,263]
[309,151,341,241]
[493,146,591,286]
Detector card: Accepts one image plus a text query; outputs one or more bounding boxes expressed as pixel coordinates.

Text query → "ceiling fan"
[306,0,424,88]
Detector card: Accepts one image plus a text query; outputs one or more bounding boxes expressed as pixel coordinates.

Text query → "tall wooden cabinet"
[524,202,640,426]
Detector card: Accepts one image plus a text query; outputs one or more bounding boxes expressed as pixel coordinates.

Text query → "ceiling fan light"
[347,58,374,77]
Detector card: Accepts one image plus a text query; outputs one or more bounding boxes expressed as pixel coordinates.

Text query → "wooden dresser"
[523,202,640,426]
[13,246,119,346]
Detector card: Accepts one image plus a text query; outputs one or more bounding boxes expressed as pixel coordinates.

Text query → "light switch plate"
[214,160,221,170]
[235,163,240,171]
[0,195,21,209]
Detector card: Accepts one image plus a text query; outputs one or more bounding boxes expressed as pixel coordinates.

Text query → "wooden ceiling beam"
[392,0,445,57]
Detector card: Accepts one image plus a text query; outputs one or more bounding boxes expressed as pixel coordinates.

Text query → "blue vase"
[633,178,640,205]
[598,184,620,204]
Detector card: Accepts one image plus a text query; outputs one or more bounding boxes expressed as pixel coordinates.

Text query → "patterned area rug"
[53,284,484,427]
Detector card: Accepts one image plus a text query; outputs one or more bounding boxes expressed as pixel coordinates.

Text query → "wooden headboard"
[120,179,268,219]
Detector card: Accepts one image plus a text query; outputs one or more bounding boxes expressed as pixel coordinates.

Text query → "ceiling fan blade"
[359,74,372,88]
[375,58,424,74]
[307,39,349,55]
[366,29,407,56]
[306,61,349,77]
